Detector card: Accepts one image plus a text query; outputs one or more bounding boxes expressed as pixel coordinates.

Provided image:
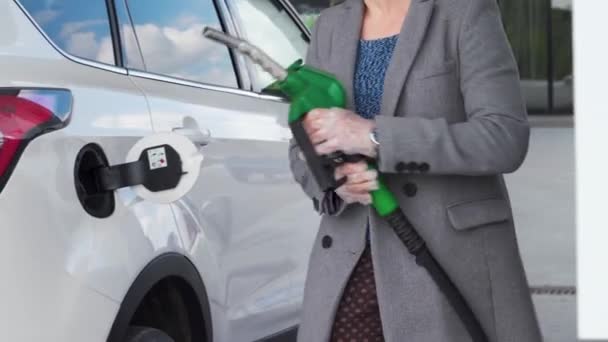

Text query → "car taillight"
[0,88,72,192]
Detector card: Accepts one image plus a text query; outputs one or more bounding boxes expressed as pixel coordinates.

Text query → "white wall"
[574,0,608,339]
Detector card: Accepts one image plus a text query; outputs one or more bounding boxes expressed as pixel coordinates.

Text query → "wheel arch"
[106,253,212,342]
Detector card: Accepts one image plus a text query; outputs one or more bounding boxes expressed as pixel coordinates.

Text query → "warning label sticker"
[147,147,168,170]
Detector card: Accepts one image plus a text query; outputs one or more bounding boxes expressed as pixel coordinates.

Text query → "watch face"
[371,130,380,145]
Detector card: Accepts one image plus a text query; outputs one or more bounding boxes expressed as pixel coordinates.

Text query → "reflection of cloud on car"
[130,23,224,77]
[54,18,233,86]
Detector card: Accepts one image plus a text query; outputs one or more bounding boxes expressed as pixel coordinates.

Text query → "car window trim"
[278,0,312,39]
[123,1,146,68]
[212,0,247,89]
[113,0,147,69]
[105,0,124,67]
[215,0,255,90]
[224,0,273,91]
[13,0,127,75]
[128,69,287,103]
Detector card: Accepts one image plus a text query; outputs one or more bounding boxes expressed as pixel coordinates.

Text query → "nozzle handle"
[203,27,288,81]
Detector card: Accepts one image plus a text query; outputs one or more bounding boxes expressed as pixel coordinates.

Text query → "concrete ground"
[505,115,576,341]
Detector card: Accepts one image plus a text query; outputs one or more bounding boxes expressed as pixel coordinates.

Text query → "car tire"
[125,326,175,342]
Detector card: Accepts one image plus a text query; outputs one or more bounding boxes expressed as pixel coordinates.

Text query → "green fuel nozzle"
[203,26,397,215]
[203,27,346,123]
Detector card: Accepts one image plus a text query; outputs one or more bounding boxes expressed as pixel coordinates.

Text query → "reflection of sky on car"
[124,0,237,87]
[22,0,115,64]
[22,0,237,87]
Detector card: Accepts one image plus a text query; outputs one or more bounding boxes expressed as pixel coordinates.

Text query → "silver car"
[0,0,317,341]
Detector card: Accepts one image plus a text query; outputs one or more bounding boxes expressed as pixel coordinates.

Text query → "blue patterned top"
[354,35,398,240]
[354,35,399,119]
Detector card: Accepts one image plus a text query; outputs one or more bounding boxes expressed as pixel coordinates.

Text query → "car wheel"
[125,326,175,342]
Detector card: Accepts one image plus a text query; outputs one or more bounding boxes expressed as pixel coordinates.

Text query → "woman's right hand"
[334,162,379,205]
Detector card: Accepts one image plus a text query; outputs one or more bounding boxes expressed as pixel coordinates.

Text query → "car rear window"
[18,0,116,65]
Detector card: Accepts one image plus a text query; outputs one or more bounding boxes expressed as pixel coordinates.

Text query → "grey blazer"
[289,0,543,341]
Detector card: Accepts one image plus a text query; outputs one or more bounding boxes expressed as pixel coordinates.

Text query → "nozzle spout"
[203,27,244,51]
[203,27,288,81]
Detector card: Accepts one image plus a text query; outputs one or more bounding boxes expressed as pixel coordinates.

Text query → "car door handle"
[172,127,211,146]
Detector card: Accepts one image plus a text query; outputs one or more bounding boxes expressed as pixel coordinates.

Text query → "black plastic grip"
[290,118,337,191]
[385,210,426,255]
[326,151,368,166]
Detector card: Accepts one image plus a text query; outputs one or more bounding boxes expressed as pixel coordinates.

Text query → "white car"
[0,0,318,341]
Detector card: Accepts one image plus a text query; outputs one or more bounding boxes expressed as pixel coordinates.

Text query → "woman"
[289,0,542,341]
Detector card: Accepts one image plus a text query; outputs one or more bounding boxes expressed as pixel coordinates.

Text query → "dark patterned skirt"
[330,244,385,342]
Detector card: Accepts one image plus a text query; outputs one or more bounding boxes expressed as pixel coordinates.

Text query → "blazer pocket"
[447,198,511,231]
[413,60,456,80]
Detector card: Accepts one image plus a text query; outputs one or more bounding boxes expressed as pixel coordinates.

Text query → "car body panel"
[0,1,188,340]
[1,0,319,340]
[129,72,319,341]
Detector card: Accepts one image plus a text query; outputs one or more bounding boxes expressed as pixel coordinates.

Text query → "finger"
[349,193,372,205]
[336,187,372,205]
[338,192,370,205]
[303,118,322,135]
[335,164,350,176]
[345,170,378,184]
[306,108,328,120]
[303,110,325,125]
[315,138,340,155]
[335,167,345,179]
[336,188,355,203]
[344,180,379,194]
[342,162,369,174]
[307,108,323,117]
[360,194,373,205]
[341,195,356,204]
[309,129,329,145]
[335,163,367,179]
[327,107,346,118]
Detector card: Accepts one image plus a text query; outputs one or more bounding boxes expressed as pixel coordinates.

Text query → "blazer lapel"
[331,0,364,110]
[380,0,435,117]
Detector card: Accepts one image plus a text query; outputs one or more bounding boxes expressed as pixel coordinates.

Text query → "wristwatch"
[369,127,380,146]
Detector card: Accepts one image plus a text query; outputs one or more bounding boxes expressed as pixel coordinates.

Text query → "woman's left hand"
[303,108,377,158]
